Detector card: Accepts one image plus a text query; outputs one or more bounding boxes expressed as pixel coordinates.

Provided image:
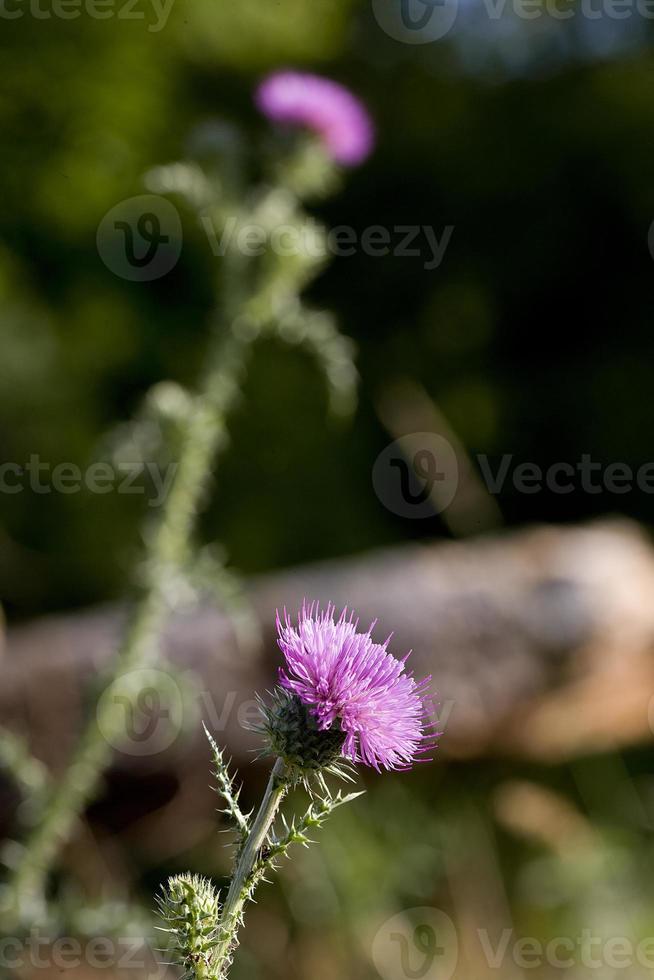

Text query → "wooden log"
[2,520,653,771]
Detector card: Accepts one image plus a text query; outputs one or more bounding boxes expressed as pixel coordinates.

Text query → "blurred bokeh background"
[4,0,654,977]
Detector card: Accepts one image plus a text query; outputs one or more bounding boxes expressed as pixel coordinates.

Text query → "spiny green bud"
[257,688,346,777]
[156,873,221,980]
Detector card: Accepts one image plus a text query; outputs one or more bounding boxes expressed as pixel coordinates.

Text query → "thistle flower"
[276,602,437,771]
[255,71,374,166]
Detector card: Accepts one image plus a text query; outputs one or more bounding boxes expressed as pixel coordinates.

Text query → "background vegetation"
[3,1,654,978]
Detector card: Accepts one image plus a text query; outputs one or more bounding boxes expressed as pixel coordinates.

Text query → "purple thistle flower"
[255,71,374,167]
[276,601,438,772]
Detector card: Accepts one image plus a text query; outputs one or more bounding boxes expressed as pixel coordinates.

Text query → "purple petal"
[256,71,374,166]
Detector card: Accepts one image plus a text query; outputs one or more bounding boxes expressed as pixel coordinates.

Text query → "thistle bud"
[157,873,221,980]
[257,688,346,777]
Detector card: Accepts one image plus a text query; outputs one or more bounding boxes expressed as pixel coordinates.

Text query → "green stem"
[7,325,249,925]
[5,157,333,930]
[213,758,288,976]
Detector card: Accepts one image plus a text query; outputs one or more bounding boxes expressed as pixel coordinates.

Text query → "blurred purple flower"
[255,71,374,166]
[276,601,438,771]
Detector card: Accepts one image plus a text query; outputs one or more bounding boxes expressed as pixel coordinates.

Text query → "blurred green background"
[4,1,654,978]
[4,0,654,618]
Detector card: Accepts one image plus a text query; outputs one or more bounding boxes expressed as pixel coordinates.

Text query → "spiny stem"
[213,758,288,976]
[5,141,354,933]
[6,324,250,926]
[0,727,50,807]
[254,789,365,873]
[204,723,251,842]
